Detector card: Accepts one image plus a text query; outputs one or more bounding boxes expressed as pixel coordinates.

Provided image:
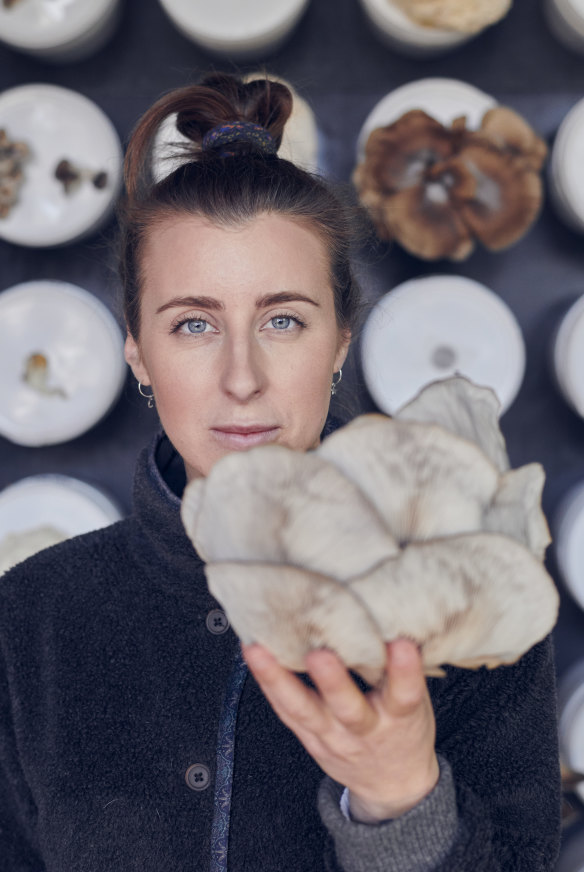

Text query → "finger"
[241,644,328,732]
[381,638,428,716]
[304,648,376,732]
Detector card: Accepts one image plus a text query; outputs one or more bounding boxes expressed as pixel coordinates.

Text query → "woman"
[0,73,561,871]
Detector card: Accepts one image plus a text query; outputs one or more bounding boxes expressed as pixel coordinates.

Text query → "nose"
[220,335,268,402]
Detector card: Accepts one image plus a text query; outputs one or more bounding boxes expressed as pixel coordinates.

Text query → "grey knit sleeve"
[317,754,458,872]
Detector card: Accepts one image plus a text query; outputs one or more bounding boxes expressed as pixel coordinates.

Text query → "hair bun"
[124,72,294,199]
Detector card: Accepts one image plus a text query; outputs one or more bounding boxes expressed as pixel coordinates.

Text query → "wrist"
[348,755,440,823]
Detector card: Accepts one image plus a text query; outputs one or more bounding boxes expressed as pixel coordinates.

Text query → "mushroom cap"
[181,444,398,581]
[448,142,544,251]
[353,104,545,260]
[350,532,559,676]
[378,184,476,260]
[206,561,387,686]
[317,414,500,542]
[483,464,551,560]
[393,0,513,34]
[395,375,509,472]
[479,106,548,172]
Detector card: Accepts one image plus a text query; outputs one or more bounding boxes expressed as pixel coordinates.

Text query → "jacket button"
[185,763,211,791]
[206,609,229,635]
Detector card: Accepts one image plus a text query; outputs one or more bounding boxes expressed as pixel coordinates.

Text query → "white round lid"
[552,97,584,226]
[555,481,584,611]
[361,275,525,414]
[0,0,118,51]
[553,294,584,416]
[0,280,127,446]
[0,473,121,544]
[359,0,469,47]
[553,0,584,35]
[558,658,584,808]
[356,78,496,161]
[158,0,309,46]
[0,83,123,247]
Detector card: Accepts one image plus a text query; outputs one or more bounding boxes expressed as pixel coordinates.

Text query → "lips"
[211,425,280,450]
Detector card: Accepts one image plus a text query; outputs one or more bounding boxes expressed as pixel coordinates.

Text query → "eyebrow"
[155,291,320,315]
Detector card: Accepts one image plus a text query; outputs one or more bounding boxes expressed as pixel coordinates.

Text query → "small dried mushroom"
[0,128,30,219]
[391,0,512,34]
[22,352,66,398]
[181,376,558,685]
[0,525,67,576]
[353,106,547,261]
[55,159,108,195]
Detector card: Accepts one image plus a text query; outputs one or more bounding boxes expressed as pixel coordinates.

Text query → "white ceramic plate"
[361,275,525,414]
[550,97,584,232]
[0,473,122,574]
[552,294,584,415]
[356,78,496,161]
[555,481,584,611]
[158,0,310,56]
[0,83,123,247]
[0,0,119,52]
[0,280,127,446]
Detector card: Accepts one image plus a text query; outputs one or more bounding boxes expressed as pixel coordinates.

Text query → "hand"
[241,638,439,823]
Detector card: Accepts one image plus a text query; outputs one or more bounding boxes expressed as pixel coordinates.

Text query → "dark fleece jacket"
[0,430,561,871]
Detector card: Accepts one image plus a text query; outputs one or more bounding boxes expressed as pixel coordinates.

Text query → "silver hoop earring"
[331,368,342,396]
[138,381,155,409]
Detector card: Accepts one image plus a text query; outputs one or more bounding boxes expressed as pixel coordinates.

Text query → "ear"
[124,333,151,386]
[334,329,351,373]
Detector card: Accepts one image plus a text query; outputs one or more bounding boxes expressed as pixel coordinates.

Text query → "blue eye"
[271,316,292,330]
[187,319,207,333]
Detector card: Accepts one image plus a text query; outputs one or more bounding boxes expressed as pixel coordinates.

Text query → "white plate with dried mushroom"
[0,474,122,576]
[354,78,547,261]
[0,280,127,445]
[360,274,525,415]
[0,83,123,247]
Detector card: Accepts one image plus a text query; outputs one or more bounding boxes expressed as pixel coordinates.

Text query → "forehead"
[140,212,333,304]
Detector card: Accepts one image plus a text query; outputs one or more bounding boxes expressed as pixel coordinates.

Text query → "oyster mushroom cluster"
[353,106,547,261]
[181,376,558,685]
[392,0,512,34]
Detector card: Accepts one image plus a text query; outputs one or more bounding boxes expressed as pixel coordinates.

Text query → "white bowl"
[0,473,122,574]
[356,78,496,162]
[552,294,584,417]
[357,0,471,57]
[549,97,584,234]
[544,0,584,54]
[558,657,584,818]
[0,83,123,247]
[0,0,122,62]
[0,280,127,446]
[554,481,584,611]
[158,0,310,60]
[361,275,525,414]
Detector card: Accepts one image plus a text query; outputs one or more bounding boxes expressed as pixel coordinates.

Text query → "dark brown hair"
[119,72,363,339]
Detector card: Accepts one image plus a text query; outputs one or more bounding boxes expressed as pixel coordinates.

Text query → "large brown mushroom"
[181,376,558,685]
[353,106,546,261]
[392,0,512,34]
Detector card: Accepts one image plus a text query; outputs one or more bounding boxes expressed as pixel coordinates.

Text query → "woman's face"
[125,212,350,481]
